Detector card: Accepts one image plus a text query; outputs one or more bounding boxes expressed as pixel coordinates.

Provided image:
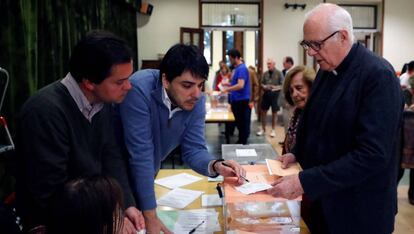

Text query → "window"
[340,5,377,29]
[203,31,212,65]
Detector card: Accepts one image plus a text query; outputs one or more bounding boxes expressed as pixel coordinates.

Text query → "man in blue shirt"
[223,49,251,144]
[119,44,246,234]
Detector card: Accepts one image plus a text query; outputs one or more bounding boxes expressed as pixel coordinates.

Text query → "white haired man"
[268,3,403,234]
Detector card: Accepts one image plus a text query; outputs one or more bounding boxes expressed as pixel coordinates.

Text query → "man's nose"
[307,47,318,56]
[124,80,132,90]
[192,86,202,98]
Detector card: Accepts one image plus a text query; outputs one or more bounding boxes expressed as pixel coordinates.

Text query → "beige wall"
[137,0,198,69]
[137,0,413,73]
[262,0,321,72]
[383,0,414,72]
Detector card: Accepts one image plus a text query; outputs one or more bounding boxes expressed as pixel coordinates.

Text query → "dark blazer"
[294,43,404,234]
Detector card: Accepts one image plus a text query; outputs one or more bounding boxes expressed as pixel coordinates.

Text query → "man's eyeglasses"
[300,31,340,51]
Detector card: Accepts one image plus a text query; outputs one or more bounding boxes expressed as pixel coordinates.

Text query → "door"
[180,27,204,51]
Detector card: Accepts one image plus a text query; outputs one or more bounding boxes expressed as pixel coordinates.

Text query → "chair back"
[0,67,14,152]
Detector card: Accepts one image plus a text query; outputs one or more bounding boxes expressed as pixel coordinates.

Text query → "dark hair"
[159,44,209,82]
[283,66,316,106]
[227,49,241,59]
[408,61,414,73]
[401,63,408,74]
[285,56,294,65]
[69,30,133,84]
[48,176,124,234]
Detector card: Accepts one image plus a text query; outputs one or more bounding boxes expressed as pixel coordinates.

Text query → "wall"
[383,0,414,72]
[137,0,413,73]
[137,0,199,68]
[263,0,321,72]
[244,31,256,69]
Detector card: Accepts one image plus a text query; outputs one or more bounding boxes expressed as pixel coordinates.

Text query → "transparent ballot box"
[208,91,229,108]
[222,165,301,233]
[221,144,278,165]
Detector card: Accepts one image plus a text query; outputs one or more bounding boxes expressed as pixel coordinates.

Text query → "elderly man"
[268,3,403,234]
[257,58,283,138]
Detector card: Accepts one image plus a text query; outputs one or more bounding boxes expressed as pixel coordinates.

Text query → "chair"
[0,67,14,154]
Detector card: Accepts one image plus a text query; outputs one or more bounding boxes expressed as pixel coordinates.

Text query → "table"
[222,144,279,165]
[205,103,235,123]
[155,169,310,233]
[155,169,225,233]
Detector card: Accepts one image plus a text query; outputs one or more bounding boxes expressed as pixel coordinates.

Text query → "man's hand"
[248,101,254,109]
[277,153,297,169]
[267,174,304,199]
[122,217,137,234]
[124,206,145,231]
[143,209,173,234]
[215,160,246,185]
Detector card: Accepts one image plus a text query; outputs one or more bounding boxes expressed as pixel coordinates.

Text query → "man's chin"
[181,103,196,111]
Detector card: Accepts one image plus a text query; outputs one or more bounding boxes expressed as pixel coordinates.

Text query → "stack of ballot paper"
[265,159,301,176]
[155,173,205,209]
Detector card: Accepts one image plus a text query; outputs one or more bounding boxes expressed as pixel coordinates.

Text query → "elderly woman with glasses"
[280,66,315,154]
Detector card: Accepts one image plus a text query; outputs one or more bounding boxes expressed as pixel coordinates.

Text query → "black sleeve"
[16,105,70,227]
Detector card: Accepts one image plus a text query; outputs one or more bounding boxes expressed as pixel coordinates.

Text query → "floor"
[162,112,414,233]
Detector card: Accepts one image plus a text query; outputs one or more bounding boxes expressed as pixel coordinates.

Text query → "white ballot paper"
[207,175,223,182]
[201,194,222,207]
[235,182,273,195]
[174,209,220,233]
[157,188,204,209]
[154,173,203,189]
[236,149,258,157]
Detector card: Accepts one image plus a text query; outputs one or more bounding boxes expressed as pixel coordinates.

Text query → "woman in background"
[213,63,231,91]
[280,66,315,154]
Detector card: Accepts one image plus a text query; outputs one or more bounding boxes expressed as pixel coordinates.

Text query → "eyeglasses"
[300,31,340,51]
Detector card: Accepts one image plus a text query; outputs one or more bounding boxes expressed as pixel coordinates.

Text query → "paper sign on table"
[155,173,202,189]
[266,159,301,176]
[236,149,257,157]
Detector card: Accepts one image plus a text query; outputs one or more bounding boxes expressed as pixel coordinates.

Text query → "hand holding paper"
[266,158,301,176]
[215,160,247,185]
[267,174,304,199]
[277,153,297,169]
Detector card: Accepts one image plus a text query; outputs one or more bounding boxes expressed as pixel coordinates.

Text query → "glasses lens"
[300,41,309,50]
[309,42,321,51]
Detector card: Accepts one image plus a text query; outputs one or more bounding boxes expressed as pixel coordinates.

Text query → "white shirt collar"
[61,73,104,122]
[162,86,182,119]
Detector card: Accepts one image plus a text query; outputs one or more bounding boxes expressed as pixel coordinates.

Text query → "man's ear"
[81,79,95,92]
[340,29,348,42]
[161,73,170,89]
